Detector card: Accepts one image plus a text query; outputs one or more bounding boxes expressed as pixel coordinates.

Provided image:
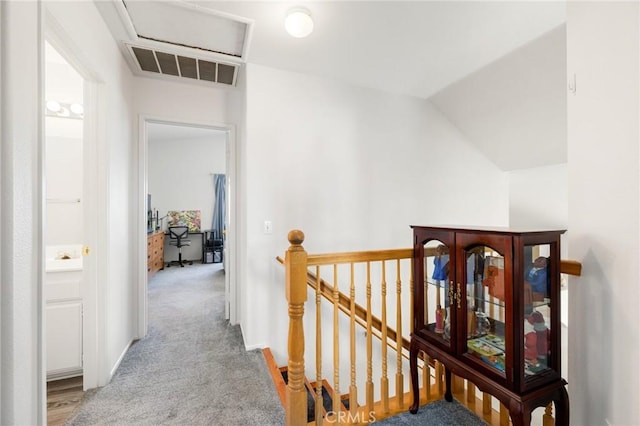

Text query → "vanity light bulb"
[46,100,61,112]
[70,103,84,115]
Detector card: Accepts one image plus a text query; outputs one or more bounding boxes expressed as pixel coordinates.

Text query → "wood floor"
[47,376,84,426]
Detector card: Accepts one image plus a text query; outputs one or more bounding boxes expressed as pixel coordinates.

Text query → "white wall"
[44,42,84,247]
[508,164,568,229]
[567,3,640,425]
[45,119,83,246]
[148,134,225,261]
[0,2,45,423]
[44,0,138,388]
[242,63,508,358]
[2,0,139,420]
[430,25,567,171]
[134,77,237,125]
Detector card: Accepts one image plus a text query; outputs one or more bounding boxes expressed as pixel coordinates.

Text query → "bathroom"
[44,40,85,382]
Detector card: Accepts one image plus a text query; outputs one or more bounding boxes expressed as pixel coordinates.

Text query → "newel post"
[285,230,308,426]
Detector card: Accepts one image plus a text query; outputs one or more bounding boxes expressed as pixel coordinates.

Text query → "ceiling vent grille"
[128,45,238,86]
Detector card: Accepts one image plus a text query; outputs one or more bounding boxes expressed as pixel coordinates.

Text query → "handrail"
[561,259,582,276]
[282,250,583,277]
[307,248,413,265]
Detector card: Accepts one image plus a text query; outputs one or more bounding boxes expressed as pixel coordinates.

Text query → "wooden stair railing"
[282,229,582,426]
[276,256,412,355]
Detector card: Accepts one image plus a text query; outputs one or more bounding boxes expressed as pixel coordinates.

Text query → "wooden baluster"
[366,262,374,414]
[285,230,308,426]
[466,381,476,404]
[395,259,404,408]
[422,355,431,400]
[543,403,554,426]
[380,261,390,413]
[453,375,464,394]
[500,402,509,426]
[349,263,358,418]
[333,264,341,420]
[483,393,492,415]
[315,265,323,425]
[436,361,444,396]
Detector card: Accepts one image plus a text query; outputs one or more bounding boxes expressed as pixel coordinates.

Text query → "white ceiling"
[97,1,568,170]
[192,1,566,99]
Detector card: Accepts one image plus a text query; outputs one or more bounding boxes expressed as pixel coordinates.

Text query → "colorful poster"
[167,210,201,232]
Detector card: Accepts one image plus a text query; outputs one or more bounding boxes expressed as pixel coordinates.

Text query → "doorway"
[43,41,86,385]
[137,117,237,338]
[44,20,104,392]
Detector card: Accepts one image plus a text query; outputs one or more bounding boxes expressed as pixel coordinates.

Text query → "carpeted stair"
[264,350,488,425]
[278,368,349,422]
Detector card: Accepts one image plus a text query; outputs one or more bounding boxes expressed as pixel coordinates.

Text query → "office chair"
[166,225,193,267]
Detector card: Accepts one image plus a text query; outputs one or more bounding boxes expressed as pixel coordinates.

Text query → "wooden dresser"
[147,231,165,279]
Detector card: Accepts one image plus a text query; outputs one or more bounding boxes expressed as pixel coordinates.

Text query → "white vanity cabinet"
[45,267,83,379]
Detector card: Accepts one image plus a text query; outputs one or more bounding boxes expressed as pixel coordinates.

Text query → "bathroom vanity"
[45,245,83,380]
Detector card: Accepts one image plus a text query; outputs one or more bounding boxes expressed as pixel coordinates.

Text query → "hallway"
[66,263,283,424]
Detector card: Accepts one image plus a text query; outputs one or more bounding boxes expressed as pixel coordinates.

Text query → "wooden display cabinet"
[409,226,569,426]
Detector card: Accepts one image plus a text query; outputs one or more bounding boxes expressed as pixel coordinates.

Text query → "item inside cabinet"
[467,334,506,372]
[482,256,505,301]
[525,256,549,301]
[524,310,551,376]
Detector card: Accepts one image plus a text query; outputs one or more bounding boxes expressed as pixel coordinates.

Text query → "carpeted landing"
[375,400,489,425]
[66,263,284,425]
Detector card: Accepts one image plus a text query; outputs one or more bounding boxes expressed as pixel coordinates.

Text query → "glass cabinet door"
[421,239,453,349]
[522,243,553,382]
[463,244,507,379]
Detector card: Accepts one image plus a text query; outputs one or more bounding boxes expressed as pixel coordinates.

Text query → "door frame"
[136,115,238,338]
[43,10,107,390]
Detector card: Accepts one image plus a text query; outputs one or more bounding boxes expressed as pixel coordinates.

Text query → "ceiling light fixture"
[285,8,314,38]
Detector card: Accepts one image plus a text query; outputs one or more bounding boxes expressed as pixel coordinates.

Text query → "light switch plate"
[264,220,272,234]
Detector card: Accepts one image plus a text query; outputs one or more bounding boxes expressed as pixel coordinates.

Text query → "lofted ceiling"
[430,25,567,171]
[97,1,568,170]
[192,1,566,99]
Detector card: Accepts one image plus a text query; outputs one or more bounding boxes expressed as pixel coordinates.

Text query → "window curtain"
[212,174,226,240]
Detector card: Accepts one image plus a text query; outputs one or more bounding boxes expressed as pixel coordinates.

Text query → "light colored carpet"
[67,263,284,425]
[374,399,488,425]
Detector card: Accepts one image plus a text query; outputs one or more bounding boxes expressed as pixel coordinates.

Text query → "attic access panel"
[122,1,248,58]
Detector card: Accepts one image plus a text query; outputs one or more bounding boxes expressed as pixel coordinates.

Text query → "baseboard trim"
[109,339,134,380]
[244,342,266,351]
